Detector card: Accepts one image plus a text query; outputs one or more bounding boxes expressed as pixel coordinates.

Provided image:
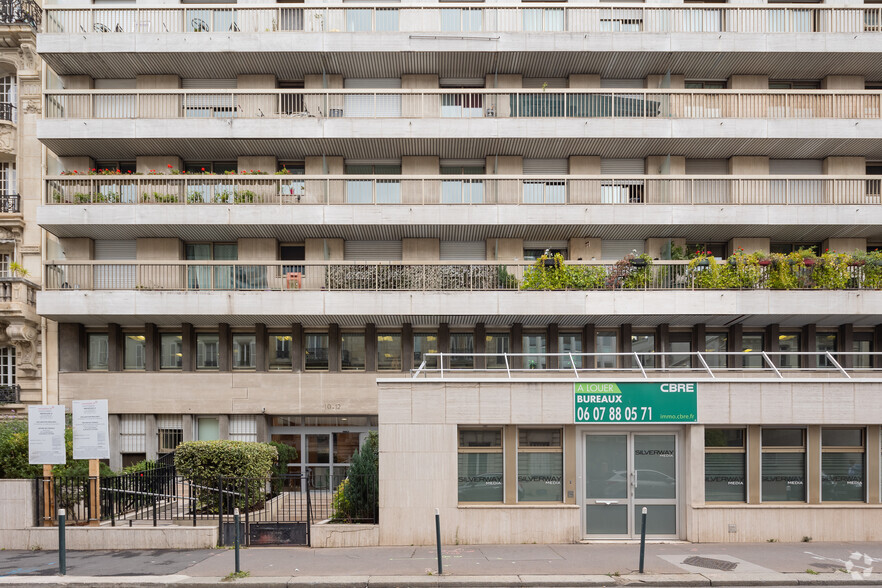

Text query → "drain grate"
[682,556,739,571]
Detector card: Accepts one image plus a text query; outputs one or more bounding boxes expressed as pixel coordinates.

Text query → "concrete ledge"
[310,523,379,548]
[0,527,218,551]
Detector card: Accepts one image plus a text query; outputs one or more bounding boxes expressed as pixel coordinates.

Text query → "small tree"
[337,432,378,523]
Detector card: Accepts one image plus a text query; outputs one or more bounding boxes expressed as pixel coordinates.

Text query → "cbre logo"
[660,383,695,393]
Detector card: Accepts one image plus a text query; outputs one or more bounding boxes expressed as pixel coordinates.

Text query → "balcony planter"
[629,259,648,267]
[543,258,556,268]
[695,259,710,267]
[803,258,815,267]
[758,259,771,267]
[728,258,738,267]
[848,260,866,267]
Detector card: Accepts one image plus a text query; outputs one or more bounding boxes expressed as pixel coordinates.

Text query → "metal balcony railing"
[0,193,20,212]
[41,4,882,35]
[41,260,880,293]
[42,89,882,121]
[44,175,882,207]
[0,384,20,404]
[1,0,40,29]
[0,103,14,123]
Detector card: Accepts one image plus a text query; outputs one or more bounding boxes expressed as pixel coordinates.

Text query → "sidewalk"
[1,542,881,586]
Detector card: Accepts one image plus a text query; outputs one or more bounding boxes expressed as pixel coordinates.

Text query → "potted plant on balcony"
[8,262,28,278]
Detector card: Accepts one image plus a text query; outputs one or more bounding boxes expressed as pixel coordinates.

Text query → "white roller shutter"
[344,241,403,261]
[769,159,823,175]
[94,240,136,289]
[600,79,644,88]
[229,415,258,443]
[685,159,729,175]
[156,415,183,430]
[440,241,486,261]
[440,78,484,87]
[181,79,236,89]
[523,159,568,174]
[523,78,567,88]
[343,78,402,89]
[601,159,644,174]
[119,415,146,454]
[182,79,235,116]
[440,159,485,168]
[94,240,136,260]
[601,240,645,260]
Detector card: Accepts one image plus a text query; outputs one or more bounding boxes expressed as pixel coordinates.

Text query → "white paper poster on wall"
[72,399,110,460]
[28,405,66,465]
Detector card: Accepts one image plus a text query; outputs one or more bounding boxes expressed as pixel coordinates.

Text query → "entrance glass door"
[584,433,679,538]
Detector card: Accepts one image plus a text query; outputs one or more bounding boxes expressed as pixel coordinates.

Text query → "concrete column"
[727,75,769,89]
[802,324,817,369]
[257,415,269,443]
[238,238,277,260]
[291,323,303,373]
[486,238,524,261]
[548,323,559,370]
[304,74,343,89]
[182,323,195,372]
[693,323,706,369]
[58,157,95,174]
[620,324,632,369]
[401,323,414,372]
[402,156,440,204]
[729,324,743,369]
[305,238,344,260]
[108,323,122,372]
[747,426,761,504]
[145,415,158,460]
[329,323,341,372]
[136,75,181,117]
[766,324,780,366]
[401,74,439,118]
[304,74,343,118]
[402,239,439,261]
[486,156,524,204]
[474,323,486,370]
[182,415,195,443]
[657,323,670,358]
[567,74,601,88]
[438,323,450,355]
[59,323,85,372]
[61,75,93,89]
[875,325,882,368]
[868,426,881,504]
[145,323,158,372]
[365,323,378,372]
[807,425,822,504]
[237,74,277,118]
[256,323,267,372]
[511,323,523,370]
[821,76,864,89]
[108,414,121,471]
[568,238,602,261]
[582,324,596,369]
[218,415,230,441]
[135,156,183,175]
[136,75,181,89]
[485,74,522,88]
[839,324,854,369]
[218,324,232,372]
[304,156,344,204]
[823,156,865,175]
[729,156,769,174]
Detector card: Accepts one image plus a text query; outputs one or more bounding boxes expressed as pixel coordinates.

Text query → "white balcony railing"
[43,89,882,121]
[41,4,882,35]
[44,175,882,206]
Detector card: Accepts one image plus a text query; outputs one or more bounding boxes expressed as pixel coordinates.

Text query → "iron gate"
[218,475,311,546]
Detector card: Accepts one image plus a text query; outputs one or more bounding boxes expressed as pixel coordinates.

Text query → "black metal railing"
[0,0,40,28]
[0,383,19,403]
[0,194,20,213]
[0,103,13,123]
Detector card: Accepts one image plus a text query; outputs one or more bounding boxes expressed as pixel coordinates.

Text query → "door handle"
[595,500,619,505]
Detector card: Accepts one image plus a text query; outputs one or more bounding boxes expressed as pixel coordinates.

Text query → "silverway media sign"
[574,382,697,424]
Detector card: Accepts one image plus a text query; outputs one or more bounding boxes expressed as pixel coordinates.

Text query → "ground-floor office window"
[822,428,865,502]
[449,333,474,369]
[486,333,510,369]
[341,332,365,371]
[559,334,582,369]
[741,333,764,368]
[517,428,562,502]
[124,334,146,370]
[458,428,503,502]
[761,428,806,502]
[232,334,256,370]
[705,428,746,501]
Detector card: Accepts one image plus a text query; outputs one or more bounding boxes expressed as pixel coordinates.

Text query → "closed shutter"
[439,159,485,168]
[119,415,146,453]
[601,240,645,260]
[94,240,136,289]
[523,159,568,174]
[523,78,567,88]
[344,241,403,261]
[600,79,644,88]
[94,240,136,260]
[440,241,486,261]
[156,415,182,430]
[601,159,644,174]
[229,415,258,442]
[344,78,401,118]
[524,240,569,250]
[769,159,823,175]
[685,159,729,175]
[181,79,236,89]
[182,79,235,115]
[94,79,137,89]
[439,78,484,87]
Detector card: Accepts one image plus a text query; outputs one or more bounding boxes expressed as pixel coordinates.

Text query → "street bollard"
[58,508,66,576]
[639,507,647,574]
[234,508,241,574]
[435,508,442,576]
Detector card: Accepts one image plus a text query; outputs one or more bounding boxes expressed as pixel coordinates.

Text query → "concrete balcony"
[0,276,39,322]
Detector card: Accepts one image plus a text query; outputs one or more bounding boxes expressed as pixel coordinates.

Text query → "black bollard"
[639,507,647,574]
[58,508,66,576]
[435,508,442,575]
[234,508,241,574]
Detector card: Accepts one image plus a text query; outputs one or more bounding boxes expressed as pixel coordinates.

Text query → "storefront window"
[305,333,329,371]
[377,333,401,371]
[761,428,805,502]
[232,334,256,369]
[517,428,562,502]
[705,428,745,501]
[822,428,864,502]
[414,333,438,369]
[341,333,365,371]
[458,428,503,502]
[523,334,546,370]
[485,333,509,369]
[124,334,146,370]
[160,334,182,369]
[87,333,109,370]
[268,334,291,370]
[196,333,219,369]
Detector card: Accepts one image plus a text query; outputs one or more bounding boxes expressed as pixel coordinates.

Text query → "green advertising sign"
[574,382,697,424]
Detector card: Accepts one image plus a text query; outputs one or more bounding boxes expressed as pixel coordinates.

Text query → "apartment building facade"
[35,0,882,543]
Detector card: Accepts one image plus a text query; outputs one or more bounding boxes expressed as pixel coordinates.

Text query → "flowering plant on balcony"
[240,169,267,175]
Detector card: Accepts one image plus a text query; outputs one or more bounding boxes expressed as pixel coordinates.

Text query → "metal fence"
[0,384,19,404]
[1,0,40,28]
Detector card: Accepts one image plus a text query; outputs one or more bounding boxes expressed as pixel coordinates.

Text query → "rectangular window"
[305,333,329,371]
[341,333,365,371]
[816,333,837,368]
[631,333,655,368]
[704,333,728,369]
[458,428,503,503]
[517,428,563,502]
[559,334,582,370]
[449,333,474,369]
[597,331,617,369]
[822,428,865,502]
[160,334,183,370]
[124,334,146,370]
[87,333,109,370]
[196,333,219,369]
[229,415,258,442]
[761,428,806,502]
[669,338,691,369]
[485,333,509,370]
[705,429,746,502]
[853,335,873,369]
[377,333,401,371]
[742,333,765,368]
[523,334,547,370]
[0,346,14,385]
[778,334,801,369]
[232,334,256,370]
[414,333,438,369]
[157,415,183,453]
[268,334,291,370]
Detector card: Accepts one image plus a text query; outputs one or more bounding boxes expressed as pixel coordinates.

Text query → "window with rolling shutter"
[601,240,645,260]
[601,159,644,203]
[182,79,236,118]
[685,159,729,175]
[94,240,137,290]
[769,160,823,204]
[523,160,567,204]
[440,242,486,261]
[344,78,402,118]
[344,241,403,261]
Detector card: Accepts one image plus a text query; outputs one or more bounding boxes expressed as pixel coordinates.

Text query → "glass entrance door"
[583,433,679,538]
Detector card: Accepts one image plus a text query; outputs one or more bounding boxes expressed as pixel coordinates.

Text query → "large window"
[631,333,655,368]
[124,334,146,370]
[377,333,401,371]
[441,165,484,203]
[816,333,837,368]
[414,333,438,369]
[458,428,503,503]
[517,429,563,502]
[523,334,547,370]
[341,333,366,371]
[704,333,728,369]
[597,331,618,369]
[742,333,765,368]
[0,346,14,385]
[761,428,806,502]
[345,164,401,204]
[822,429,865,502]
[305,333,329,371]
[559,334,582,370]
[87,333,109,370]
[853,334,873,369]
[778,333,801,369]
[196,333,219,370]
[185,242,240,290]
[160,334,183,370]
[269,334,292,370]
[485,333,509,370]
[449,333,474,369]
[705,429,746,502]
[232,334,256,370]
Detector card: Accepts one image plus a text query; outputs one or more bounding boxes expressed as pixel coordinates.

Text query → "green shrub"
[332,478,351,521]
[338,432,378,523]
[268,441,299,494]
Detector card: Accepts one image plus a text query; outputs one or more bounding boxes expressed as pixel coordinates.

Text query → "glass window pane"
[742,334,764,368]
[823,429,863,447]
[341,333,365,370]
[704,333,728,368]
[517,452,562,502]
[519,429,561,447]
[705,428,744,447]
[853,338,872,369]
[631,334,655,368]
[585,435,628,499]
[185,243,211,260]
[761,452,805,501]
[232,334,255,369]
[822,452,864,502]
[333,432,361,464]
[377,333,401,371]
[634,435,676,500]
[449,333,474,368]
[414,333,438,369]
[778,334,801,368]
[87,333,109,370]
[458,453,503,502]
[705,453,746,501]
[762,428,804,447]
[307,434,330,463]
[124,334,146,370]
[196,334,219,369]
[669,340,691,369]
[305,333,329,370]
[816,333,837,368]
[597,332,617,368]
[460,429,501,448]
[160,334,182,369]
[269,334,291,370]
[523,334,546,369]
[559,334,582,369]
[485,333,509,369]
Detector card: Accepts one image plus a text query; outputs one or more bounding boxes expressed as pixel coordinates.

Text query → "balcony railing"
[43,89,882,121]
[41,4,882,35]
[0,193,20,212]
[45,175,882,206]
[2,0,40,29]
[42,260,879,293]
[0,384,20,404]
[0,277,39,305]
[0,103,14,123]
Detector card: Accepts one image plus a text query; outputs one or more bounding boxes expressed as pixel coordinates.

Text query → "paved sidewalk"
[1,542,882,586]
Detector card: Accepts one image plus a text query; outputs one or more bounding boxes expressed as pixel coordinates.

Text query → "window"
[119,414,146,457]
[157,415,183,453]
[232,334,256,370]
[485,333,509,369]
[0,346,14,385]
[341,333,365,371]
[458,428,503,502]
[705,429,746,502]
[124,334,146,370]
[345,164,401,204]
[87,333,109,370]
[160,334,183,370]
[441,7,482,32]
[685,81,726,89]
[0,75,16,123]
[742,333,765,368]
[822,429,864,502]
[559,334,582,370]
[186,242,239,290]
[440,93,484,119]
[522,7,564,31]
[523,334,547,369]
[597,331,617,368]
[631,333,655,368]
[185,162,237,174]
[377,333,401,371]
[229,415,258,442]
[761,428,806,502]
[686,242,727,259]
[853,334,873,369]
[524,247,567,261]
[769,81,821,89]
[778,333,801,369]
[816,333,837,368]
[449,333,474,369]
[669,337,691,369]
[517,428,563,502]
[305,333,329,371]
[704,333,728,369]
[196,333,219,369]
[346,7,398,32]
[269,334,292,370]
[441,165,484,203]
[414,333,438,369]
